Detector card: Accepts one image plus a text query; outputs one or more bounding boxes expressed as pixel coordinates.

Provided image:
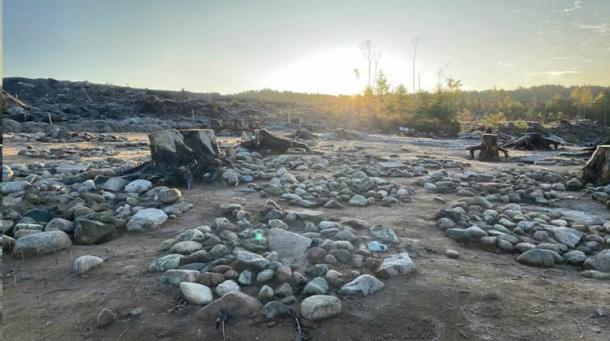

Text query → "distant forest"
[236,83,610,134]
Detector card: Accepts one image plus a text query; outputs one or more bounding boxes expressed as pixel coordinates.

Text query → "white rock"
[180,282,213,305]
[73,255,104,274]
[127,208,168,232]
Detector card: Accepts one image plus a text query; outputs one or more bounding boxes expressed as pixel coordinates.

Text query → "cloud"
[578,23,610,36]
[544,70,582,77]
[496,61,515,68]
[563,0,582,12]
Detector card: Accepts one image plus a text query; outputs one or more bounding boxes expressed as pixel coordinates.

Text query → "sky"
[3,0,610,94]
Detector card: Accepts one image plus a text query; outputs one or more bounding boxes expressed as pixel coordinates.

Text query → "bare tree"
[410,38,419,93]
[360,40,380,89]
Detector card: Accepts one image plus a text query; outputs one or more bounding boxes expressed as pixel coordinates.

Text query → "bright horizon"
[4,0,610,95]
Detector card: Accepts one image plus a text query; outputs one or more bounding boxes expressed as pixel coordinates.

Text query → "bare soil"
[3,133,609,341]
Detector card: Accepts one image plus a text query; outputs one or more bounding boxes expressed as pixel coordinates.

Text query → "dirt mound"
[2,77,280,133]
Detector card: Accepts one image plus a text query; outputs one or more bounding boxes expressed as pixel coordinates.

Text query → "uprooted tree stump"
[466,134,509,161]
[582,145,610,185]
[502,132,565,150]
[241,128,311,152]
[122,129,227,188]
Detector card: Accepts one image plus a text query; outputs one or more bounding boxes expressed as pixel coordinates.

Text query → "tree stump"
[582,145,610,185]
[466,134,509,161]
[502,132,564,150]
[240,128,311,152]
[122,129,227,188]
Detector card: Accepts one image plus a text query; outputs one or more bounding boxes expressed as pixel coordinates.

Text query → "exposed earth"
[2,130,609,341]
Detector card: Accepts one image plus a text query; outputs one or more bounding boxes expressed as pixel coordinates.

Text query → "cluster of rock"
[3,120,132,143]
[418,168,585,206]
[585,184,610,210]
[18,146,120,160]
[436,199,610,279]
[148,201,416,322]
[1,161,191,257]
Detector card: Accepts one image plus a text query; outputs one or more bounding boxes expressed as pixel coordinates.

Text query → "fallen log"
[466,134,509,161]
[582,145,610,186]
[121,129,227,188]
[502,132,565,150]
[241,128,311,152]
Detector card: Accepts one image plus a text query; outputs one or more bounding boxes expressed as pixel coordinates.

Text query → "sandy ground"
[2,133,609,341]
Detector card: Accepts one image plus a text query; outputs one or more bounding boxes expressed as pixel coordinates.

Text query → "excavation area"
[3,129,610,341]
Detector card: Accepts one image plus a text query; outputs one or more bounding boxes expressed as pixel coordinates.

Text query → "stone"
[215,280,241,296]
[74,219,117,244]
[376,252,416,278]
[262,301,293,320]
[547,227,584,248]
[223,169,240,186]
[445,226,488,242]
[267,228,311,267]
[234,249,270,270]
[170,241,203,255]
[275,265,293,283]
[73,255,104,274]
[0,180,30,194]
[367,241,388,253]
[445,249,460,259]
[101,177,129,192]
[180,282,213,305]
[157,188,182,204]
[349,194,368,206]
[13,230,71,257]
[300,295,342,321]
[564,250,587,265]
[369,225,399,244]
[149,254,182,272]
[436,218,456,230]
[124,179,153,193]
[303,277,329,295]
[238,270,254,286]
[257,269,275,284]
[163,269,201,285]
[565,178,582,191]
[196,292,263,321]
[45,218,75,234]
[593,250,610,273]
[341,218,371,230]
[338,274,384,296]
[96,308,116,328]
[275,282,293,297]
[127,208,168,232]
[516,249,556,268]
[259,285,275,300]
[200,272,225,287]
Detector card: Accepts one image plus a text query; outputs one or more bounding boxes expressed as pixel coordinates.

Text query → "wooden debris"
[582,145,610,185]
[240,128,311,152]
[502,132,565,150]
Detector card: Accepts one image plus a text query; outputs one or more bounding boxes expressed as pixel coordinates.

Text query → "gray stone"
[262,301,293,320]
[96,308,115,328]
[257,269,275,284]
[149,254,182,272]
[73,255,104,274]
[215,280,241,296]
[157,188,182,204]
[124,179,153,193]
[547,227,584,248]
[258,285,274,300]
[564,250,587,265]
[234,249,270,270]
[127,208,168,232]
[1,180,30,194]
[180,282,213,305]
[238,270,254,286]
[45,218,75,234]
[338,274,384,296]
[593,250,610,273]
[267,228,311,268]
[163,269,201,285]
[74,219,116,244]
[196,292,262,321]
[170,241,203,254]
[376,252,416,277]
[370,225,400,244]
[101,177,129,192]
[516,249,556,268]
[349,194,368,206]
[303,277,329,295]
[13,230,71,257]
[300,295,342,321]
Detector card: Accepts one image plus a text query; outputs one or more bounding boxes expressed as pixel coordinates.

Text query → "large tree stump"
[582,145,610,185]
[123,129,227,188]
[502,132,565,150]
[240,128,311,152]
[466,134,509,161]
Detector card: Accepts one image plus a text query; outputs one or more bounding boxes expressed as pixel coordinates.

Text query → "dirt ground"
[2,133,609,341]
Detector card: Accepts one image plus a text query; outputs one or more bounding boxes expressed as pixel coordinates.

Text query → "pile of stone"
[253,166,414,209]
[1,161,191,257]
[18,146,120,159]
[585,185,610,209]
[417,168,585,206]
[148,201,416,322]
[436,199,610,279]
